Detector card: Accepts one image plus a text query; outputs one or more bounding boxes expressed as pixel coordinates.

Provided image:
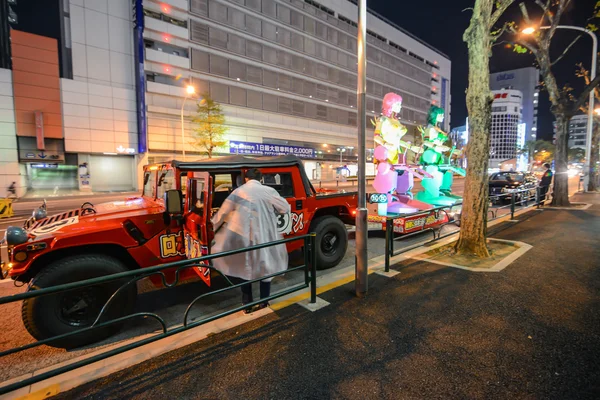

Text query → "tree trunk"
[589,118,600,192]
[551,116,570,206]
[455,0,492,258]
[535,48,571,206]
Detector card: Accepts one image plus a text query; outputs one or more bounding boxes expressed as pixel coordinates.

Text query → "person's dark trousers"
[539,186,549,203]
[228,277,271,305]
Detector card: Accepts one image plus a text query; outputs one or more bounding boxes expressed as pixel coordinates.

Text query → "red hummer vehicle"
[1,155,357,347]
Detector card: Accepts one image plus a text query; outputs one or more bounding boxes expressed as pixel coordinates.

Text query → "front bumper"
[0,244,12,280]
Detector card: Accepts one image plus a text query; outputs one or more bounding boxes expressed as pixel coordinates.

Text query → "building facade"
[1,0,450,195]
[0,0,140,196]
[489,89,524,169]
[490,67,539,144]
[568,114,587,149]
[140,0,451,180]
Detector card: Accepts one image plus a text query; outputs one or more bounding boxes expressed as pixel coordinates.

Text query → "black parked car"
[489,172,539,204]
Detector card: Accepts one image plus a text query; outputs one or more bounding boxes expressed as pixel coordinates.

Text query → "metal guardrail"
[0,234,318,395]
[383,187,551,272]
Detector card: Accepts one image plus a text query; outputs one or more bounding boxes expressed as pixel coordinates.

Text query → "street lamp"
[336,147,346,163]
[181,84,195,160]
[522,25,597,191]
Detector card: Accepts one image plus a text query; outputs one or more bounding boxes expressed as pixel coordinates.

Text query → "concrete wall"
[64,0,139,155]
[0,69,24,197]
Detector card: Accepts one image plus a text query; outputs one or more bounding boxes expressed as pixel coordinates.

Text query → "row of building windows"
[283,0,439,70]
[190,0,432,88]
[188,20,430,105]
[147,67,427,127]
[207,80,359,124]
[189,47,428,119]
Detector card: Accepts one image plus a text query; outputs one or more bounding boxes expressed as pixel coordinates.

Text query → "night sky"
[14,0,599,141]
[368,0,598,140]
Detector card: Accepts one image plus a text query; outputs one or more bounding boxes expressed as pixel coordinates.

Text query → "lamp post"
[336,147,346,163]
[522,25,597,191]
[181,84,195,160]
[355,0,368,297]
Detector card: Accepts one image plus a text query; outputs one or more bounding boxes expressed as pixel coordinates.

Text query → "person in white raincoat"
[211,168,291,312]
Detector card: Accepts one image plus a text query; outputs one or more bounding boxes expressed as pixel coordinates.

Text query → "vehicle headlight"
[32,207,47,221]
[5,226,28,246]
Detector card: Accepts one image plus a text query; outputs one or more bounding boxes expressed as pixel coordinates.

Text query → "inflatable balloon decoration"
[414,106,466,206]
[372,93,433,216]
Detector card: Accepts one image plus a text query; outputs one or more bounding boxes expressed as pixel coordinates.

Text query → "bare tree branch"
[569,73,600,117]
[491,0,516,26]
[462,7,474,12]
[519,2,533,26]
[490,22,513,42]
[551,34,583,66]
[546,0,570,47]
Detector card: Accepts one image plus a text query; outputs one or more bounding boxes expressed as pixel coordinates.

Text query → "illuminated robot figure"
[372,93,432,216]
[414,106,465,206]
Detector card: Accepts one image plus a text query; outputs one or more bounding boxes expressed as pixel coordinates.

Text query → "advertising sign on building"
[229,141,315,158]
[441,78,448,129]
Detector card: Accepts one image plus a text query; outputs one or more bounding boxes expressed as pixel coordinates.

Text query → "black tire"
[22,254,137,349]
[310,216,348,270]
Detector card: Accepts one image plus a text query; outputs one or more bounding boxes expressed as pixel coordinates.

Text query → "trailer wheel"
[310,216,348,270]
[21,254,137,349]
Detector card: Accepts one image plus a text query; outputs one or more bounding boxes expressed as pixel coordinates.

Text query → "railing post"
[310,233,317,304]
[510,192,515,220]
[303,236,310,286]
[385,218,391,272]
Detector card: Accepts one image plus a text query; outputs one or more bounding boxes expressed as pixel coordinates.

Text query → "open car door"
[183,171,213,286]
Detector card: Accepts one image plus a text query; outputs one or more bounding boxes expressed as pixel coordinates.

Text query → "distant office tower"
[490,89,524,169]
[490,67,539,143]
[568,115,587,149]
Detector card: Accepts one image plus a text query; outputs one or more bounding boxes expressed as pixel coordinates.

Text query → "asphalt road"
[0,176,579,384]
[54,193,600,400]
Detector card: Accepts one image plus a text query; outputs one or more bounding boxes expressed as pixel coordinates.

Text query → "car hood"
[25,196,161,239]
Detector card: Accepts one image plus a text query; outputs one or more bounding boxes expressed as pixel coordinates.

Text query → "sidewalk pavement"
[55,194,600,400]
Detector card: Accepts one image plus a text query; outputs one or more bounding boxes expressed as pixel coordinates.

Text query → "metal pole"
[355,0,368,297]
[585,31,597,192]
[310,233,317,304]
[384,219,391,273]
[181,95,188,160]
[510,193,515,220]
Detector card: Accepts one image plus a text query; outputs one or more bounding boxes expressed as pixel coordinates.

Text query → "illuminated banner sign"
[441,78,448,108]
[496,73,515,81]
[229,141,315,158]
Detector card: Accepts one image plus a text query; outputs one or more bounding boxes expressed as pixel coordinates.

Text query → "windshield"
[493,173,524,182]
[143,171,157,197]
[157,169,176,200]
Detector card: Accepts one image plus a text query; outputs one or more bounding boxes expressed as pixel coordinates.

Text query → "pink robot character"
[373,93,432,216]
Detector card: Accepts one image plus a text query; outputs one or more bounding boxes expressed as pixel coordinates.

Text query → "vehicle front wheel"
[22,254,137,349]
[310,216,348,270]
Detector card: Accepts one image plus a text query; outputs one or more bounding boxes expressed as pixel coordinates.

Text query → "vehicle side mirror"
[164,190,183,214]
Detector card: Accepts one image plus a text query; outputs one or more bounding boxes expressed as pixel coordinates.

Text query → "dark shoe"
[257,302,270,310]
[242,304,256,314]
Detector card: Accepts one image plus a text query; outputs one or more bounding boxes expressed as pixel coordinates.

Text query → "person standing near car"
[539,163,553,202]
[211,168,291,313]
